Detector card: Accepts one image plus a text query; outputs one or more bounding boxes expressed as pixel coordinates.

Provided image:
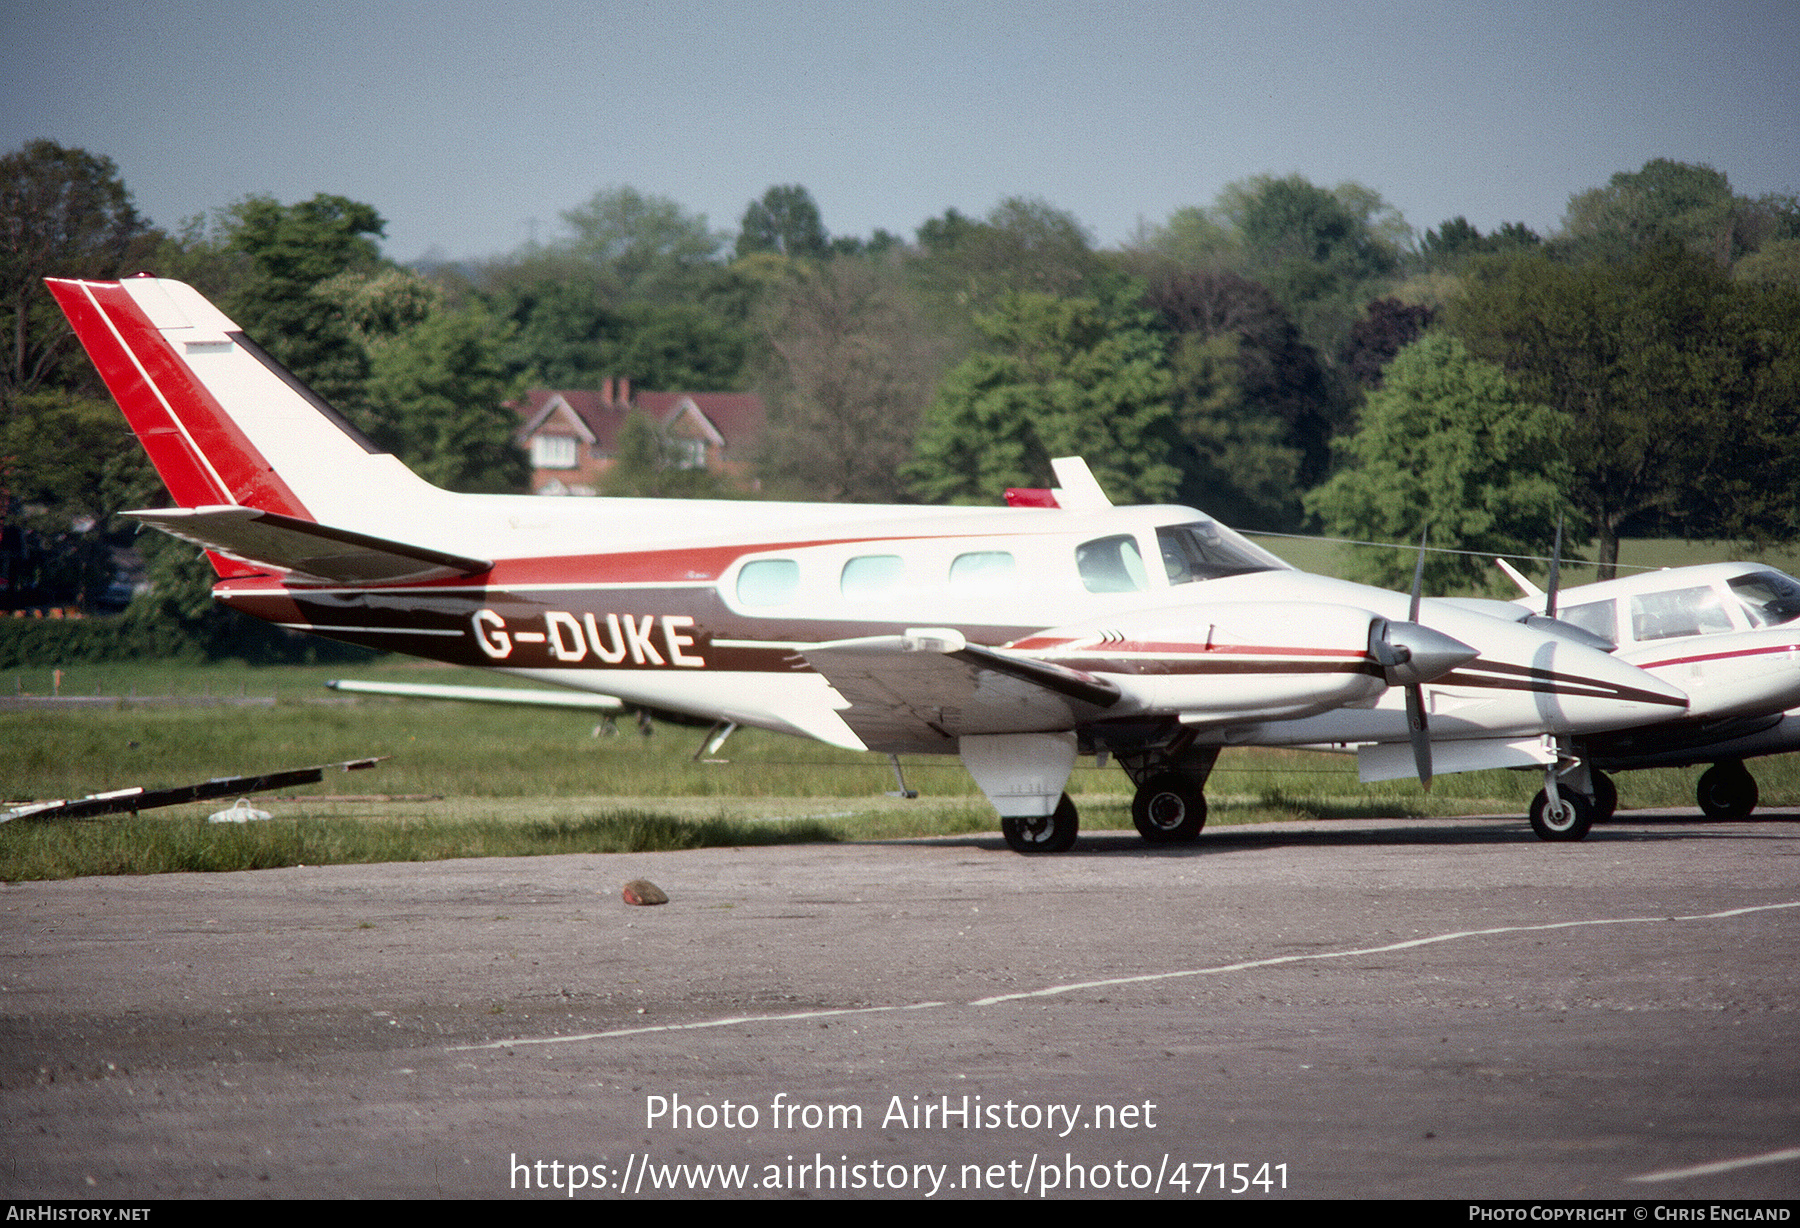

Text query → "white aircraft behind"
[1499,559,1800,821]
[48,276,1688,851]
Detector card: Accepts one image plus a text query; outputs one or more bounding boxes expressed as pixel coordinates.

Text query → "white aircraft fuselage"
[47,275,1690,850]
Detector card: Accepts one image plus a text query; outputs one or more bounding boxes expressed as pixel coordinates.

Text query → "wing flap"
[130,505,491,584]
[803,632,1120,754]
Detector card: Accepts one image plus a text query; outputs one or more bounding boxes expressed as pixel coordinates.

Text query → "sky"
[5,0,1796,265]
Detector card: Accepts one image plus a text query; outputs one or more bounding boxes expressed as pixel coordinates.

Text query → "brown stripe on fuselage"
[1436,658,1688,707]
[213,579,1041,671]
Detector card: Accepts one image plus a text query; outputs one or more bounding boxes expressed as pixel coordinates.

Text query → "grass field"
[5,535,1798,880]
[1246,531,1800,592]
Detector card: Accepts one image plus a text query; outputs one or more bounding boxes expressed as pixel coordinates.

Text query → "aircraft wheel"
[1696,762,1758,821]
[1131,773,1206,843]
[1592,771,1618,822]
[1001,794,1079,854]
[1529,789,1594,842]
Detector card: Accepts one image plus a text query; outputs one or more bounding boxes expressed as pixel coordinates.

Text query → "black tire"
[1131,773,1207,843]
[1696,762,1758,821]
[1001,793,1079,854]
[1592,771,1618,822]
[1529,789,1594,842]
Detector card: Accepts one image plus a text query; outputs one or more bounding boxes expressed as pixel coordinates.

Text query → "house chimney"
[602,377,614,406]
[619,377,630,404]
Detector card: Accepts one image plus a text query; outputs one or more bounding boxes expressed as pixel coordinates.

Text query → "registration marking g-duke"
[472,609,705,667]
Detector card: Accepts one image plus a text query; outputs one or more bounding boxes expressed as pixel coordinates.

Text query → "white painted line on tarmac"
[970,899,1800,1005]
[453,899,1800,1050]
[1629,1144,1800,1183]
[452,1000,947,1050]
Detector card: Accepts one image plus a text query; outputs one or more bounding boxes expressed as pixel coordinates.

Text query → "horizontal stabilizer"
[326,680,622,710]
[130,506,491,584]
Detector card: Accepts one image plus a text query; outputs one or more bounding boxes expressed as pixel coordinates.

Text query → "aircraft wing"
[326,680,622,710]
[802,630,1121,754]
[130,505,491,584]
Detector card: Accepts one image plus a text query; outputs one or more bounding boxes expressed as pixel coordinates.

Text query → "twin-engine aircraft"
[1498,559,1800,821]
[49,276,1688,851]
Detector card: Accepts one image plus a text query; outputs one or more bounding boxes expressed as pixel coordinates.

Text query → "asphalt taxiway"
[3,810,1797,1199]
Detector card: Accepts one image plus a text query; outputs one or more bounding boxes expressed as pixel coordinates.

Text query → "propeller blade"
[1406,684,1432,790]
[1545,513,1563,620]
[1409,526,1427,623]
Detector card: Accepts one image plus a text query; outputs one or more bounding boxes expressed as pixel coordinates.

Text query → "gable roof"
[512,388,765,456]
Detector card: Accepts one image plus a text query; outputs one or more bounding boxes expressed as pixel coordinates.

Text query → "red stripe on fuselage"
[1639,642,1800,670]
[45,279,310,518]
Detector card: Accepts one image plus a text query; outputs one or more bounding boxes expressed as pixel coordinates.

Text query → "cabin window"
[530,434,578,469]
[949,551,1016,594]
[840,555,905,602]
[1630,586,1734,642]
[1076,534,1149,593]
[1558,599,1618,648]
[1729,572,1800,629]
[736,559,800,607]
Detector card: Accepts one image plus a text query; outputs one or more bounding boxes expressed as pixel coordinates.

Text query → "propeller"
[1367,528,1477,791]
[1545,513,1562,621]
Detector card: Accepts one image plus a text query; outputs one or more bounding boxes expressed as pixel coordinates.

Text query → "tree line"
[4,139,1798,655]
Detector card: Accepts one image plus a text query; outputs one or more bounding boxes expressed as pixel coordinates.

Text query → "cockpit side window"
[1630,585,1735,642]
[1076,534,1149,593]
[1558,598,1618,648]
[1729,571,1800,629]
[1157,522,1282,585]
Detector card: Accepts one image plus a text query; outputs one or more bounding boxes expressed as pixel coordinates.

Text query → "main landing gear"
[1131,772,1207,843]
[1118,741,1219,847]
[1001,794,1079,854]
[1696,760,1758,821]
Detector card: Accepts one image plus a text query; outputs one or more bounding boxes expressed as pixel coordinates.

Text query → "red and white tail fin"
[46,276,439,531]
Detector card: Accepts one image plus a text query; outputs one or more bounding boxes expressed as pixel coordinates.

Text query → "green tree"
[736,185,828,260]
[754,255,946,501]
[1448,245,1800,576]
[1143,268,1333,527]
[363,304,530,493]
[1219,174,1409,358]
[1559,159,1740,264]
[1305,334,1572,593]
[907,285,1179,505]
[910,197,1107,331]
[0,141,150,408]
[0,388,156,610]
[217,193,387,413]
[600,410,724,498]
[560,186,724,303]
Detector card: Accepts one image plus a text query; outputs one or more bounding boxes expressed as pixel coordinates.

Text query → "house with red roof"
[511,378,766,496]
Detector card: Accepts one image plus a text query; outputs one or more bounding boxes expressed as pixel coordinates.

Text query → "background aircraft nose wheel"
[1130,773,1206,843]
[1696,762,1758,821]
[1001,793,1079,854]
[1529,789,1594,841]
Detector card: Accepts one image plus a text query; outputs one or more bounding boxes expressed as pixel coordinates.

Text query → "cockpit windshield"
[1158,521,1286,585]
[1729,570,1800,629]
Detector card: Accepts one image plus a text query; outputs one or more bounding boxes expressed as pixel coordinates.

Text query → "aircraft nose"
[1551,642,1689,729]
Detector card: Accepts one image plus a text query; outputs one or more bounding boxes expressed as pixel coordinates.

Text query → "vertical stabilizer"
[45,276,441,528]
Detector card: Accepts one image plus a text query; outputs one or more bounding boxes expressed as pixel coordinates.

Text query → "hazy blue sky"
[6,0,1795,264]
